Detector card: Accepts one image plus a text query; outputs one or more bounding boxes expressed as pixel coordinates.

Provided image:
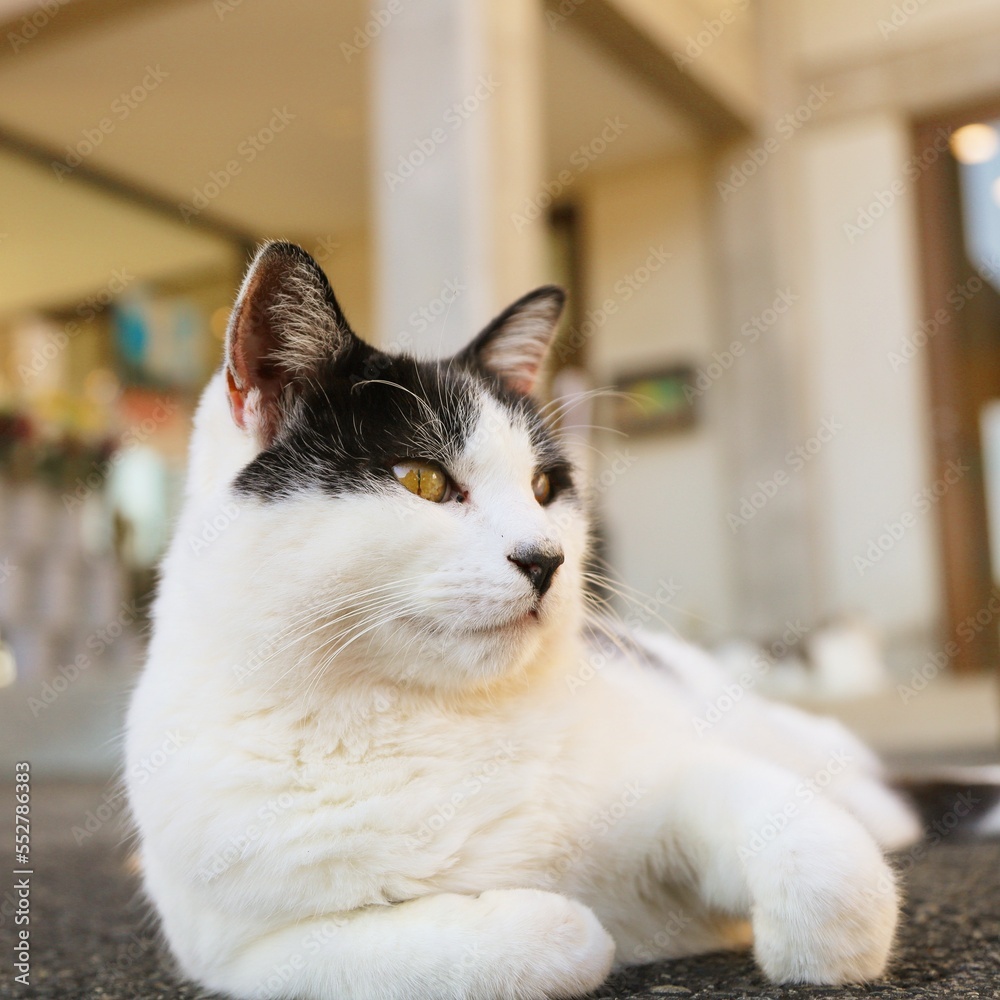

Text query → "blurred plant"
[0,409,116,490]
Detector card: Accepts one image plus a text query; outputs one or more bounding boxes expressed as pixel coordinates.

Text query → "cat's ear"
[456,285,565,395]
[224,241,355,445]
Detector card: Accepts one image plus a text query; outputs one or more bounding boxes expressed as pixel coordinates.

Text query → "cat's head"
[206,241,588,692]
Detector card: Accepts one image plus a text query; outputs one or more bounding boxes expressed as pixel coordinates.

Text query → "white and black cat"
[126,242,999,1000]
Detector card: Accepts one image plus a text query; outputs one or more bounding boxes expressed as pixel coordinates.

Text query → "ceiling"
[0,0,697,311]
[0,148,236,314]
[0,0,370,238]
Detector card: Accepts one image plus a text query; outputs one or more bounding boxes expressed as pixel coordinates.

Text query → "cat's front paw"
[749,808,899,985]
[478,889,615,998]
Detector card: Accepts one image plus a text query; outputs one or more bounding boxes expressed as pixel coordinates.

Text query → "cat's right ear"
[455,285,565,396]
[224,241,355,447]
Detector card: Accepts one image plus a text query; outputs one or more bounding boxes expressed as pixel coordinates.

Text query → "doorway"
[914,101,1000,675]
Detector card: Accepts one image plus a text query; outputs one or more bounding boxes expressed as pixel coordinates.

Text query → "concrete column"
[710,0,816,640]
[712,169,815,639]
[371,0,546,355]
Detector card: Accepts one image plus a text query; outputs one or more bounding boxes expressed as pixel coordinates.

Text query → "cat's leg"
[571,747,899,985]
[677,751,899,984]
[202,888,615,1000]
[726,699,922,850]
[631,628,921,850]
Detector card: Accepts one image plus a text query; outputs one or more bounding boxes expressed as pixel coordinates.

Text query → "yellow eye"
[532,471,552,505]
[392,460,449,502]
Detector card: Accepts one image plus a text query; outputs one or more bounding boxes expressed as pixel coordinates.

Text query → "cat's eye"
[532,471,552,505]
[392,460,452,503]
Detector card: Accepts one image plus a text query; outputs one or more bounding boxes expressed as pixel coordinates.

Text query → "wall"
[564,1,1000,666]
[790,112,939,660]
[311,226,374,344]
[582,155,735,642]
[777,0,1000,665]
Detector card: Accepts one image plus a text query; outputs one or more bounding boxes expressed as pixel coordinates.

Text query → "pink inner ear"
[508,373,537,396]
[226,368,247,428]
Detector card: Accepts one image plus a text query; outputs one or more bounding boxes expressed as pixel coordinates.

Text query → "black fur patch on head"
[232,344,577,504]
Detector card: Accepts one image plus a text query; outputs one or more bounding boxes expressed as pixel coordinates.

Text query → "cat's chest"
[274,706,551,811]
[238,695,571,873]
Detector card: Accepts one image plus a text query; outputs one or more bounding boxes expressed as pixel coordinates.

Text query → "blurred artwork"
[611,365,697,435]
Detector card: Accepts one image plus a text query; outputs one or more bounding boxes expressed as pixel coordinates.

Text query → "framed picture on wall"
[610,364,698,436]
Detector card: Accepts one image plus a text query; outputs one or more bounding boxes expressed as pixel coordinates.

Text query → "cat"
[125,241,1000,1000]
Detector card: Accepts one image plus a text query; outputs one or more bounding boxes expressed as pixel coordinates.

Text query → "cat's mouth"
[402,606,541,638]
[465,607,540,635]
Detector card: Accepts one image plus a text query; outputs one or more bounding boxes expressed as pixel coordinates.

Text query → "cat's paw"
[749,808,899,985]
[478,889,615,998]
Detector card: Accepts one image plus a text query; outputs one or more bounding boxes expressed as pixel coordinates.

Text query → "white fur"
[126,371,920,1000]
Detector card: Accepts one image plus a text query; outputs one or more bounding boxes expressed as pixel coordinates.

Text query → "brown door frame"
[913,99,1000,675]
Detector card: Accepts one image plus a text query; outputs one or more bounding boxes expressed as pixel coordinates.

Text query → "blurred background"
[1,0,1000,777]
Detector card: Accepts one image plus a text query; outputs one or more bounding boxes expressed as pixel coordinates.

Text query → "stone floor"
[0,782,997,1000]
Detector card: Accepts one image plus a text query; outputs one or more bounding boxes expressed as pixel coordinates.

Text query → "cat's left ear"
[456,285,565,395]
[224,241,356,446]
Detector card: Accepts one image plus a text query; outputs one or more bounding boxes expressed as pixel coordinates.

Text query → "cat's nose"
[508,548,564,597]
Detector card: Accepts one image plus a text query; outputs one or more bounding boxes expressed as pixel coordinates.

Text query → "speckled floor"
[1,783,997,1000]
